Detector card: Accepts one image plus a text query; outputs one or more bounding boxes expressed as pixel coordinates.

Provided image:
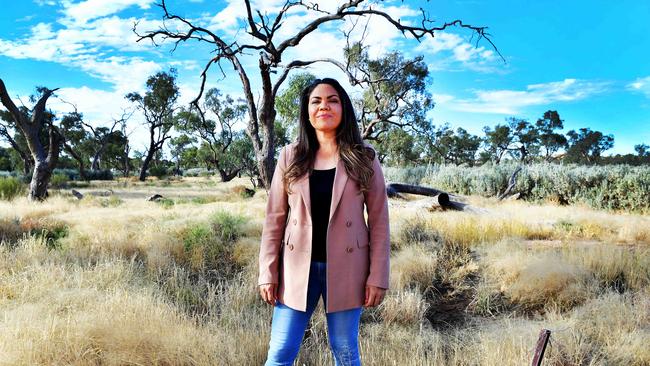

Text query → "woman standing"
[258,78,390,366]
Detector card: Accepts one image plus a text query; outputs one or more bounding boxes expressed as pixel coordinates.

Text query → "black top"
[309,167,336,262]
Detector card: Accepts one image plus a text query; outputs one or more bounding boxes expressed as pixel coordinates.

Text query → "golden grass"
[0,178,648,365]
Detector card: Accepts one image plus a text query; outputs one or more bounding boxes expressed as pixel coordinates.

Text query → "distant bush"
[157,198,175,209]
[183,168,205,177]
[50,173,70,189]
[85,169,114,180]
[390,163,650,212]
[148,166,168,178]
[232,185,255,199]
[0,177,25,200]
[53,168,80,181]
[384,166,430,185]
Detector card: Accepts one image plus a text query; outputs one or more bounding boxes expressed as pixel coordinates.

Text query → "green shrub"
[52,168,80,181]
[100,196,123,207]
[157,198,175,209]
[232,185,255,199]
[148,165,168,178]
[85,169,114,180]
[0,177,25,200]
[209,210,248,244]
[50,173,70,189]
[179,222,241,276]
[1,217,69,250]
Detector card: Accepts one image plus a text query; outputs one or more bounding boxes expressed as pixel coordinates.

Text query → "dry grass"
[0,176,648,365]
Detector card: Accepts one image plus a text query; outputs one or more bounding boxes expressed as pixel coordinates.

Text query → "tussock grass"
[0,176,648,365]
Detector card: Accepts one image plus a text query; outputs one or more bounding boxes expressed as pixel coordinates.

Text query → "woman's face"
[308,83,342,135]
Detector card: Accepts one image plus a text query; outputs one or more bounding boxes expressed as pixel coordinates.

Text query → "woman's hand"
[363,285,386,308]
[259,283,278,305]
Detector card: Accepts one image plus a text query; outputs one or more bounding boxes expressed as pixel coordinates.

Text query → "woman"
[258,78,390,366]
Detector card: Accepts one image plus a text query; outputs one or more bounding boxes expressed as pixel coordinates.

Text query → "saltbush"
[389,162,650,212]
[0,177,26,200]
[50,173,70,189]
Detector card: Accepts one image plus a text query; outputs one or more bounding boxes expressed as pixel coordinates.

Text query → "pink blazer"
[258,141,391,313]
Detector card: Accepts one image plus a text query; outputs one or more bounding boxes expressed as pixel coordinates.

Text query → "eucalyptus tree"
[536,110,567,161]
[175,88,249,182]
[0,79,60,200]
[126,69,179,181]
[135,0,498,188]
[168,134,196,175]
[565,128,614,164]
[427,125,481,166]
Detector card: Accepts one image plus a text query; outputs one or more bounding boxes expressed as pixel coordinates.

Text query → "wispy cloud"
[416,31,501,72]
[627,76,650,98]
[34,0,57,6]
[441,79,610,114]
[60,0,154,26]
[0,13,170,93]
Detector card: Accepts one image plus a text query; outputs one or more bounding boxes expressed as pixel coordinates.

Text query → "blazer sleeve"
[363,148,391,290]
[258,145,289,286]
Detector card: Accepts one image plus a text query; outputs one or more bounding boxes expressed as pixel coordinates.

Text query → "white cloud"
[34,0,57,6]
[440,79,610,114]
[415,32,499,72]
[627,76,650,98]
[433,93,455,104]
[61,0,154,26]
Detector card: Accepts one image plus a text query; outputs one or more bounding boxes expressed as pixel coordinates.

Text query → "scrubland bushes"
[385,163,650,212]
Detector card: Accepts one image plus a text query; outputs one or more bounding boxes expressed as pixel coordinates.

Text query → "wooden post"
[531,329,551,366]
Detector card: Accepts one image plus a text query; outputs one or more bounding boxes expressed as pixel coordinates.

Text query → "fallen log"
[386,183,467,211]
[147,194,164,201]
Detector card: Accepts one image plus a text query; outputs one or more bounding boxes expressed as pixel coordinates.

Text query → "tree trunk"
[386,183,449,199]
[63,143,87,180]
[91,153,101,170]
[218,167,242,182]
[30,160,53,200]
[22,157,33,176]
[0,78,59,201]
[139,149,155,181]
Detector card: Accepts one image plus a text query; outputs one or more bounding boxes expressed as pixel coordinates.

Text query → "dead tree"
[498,166,522,200]
[0,79,60,201]
[135,0,500,189]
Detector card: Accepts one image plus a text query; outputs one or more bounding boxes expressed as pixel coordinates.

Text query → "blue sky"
[1,0,649,155]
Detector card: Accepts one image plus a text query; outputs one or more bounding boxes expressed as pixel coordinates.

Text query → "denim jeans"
[264,261,362,366]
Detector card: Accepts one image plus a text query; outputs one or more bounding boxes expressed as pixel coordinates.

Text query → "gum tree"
[135,0,498,188]
[0,79,60,200]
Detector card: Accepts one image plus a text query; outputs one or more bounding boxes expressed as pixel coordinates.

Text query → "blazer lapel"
[328,158,348,223]
[294,158,349,225]
[295,174,311,217]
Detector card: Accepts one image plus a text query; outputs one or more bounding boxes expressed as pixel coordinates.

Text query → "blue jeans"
[264,261,362,366]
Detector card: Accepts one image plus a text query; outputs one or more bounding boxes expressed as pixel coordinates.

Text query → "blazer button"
[293,218,297,225]
[346,220,352,227]
[346,247,353,253]
[289,244,294,251]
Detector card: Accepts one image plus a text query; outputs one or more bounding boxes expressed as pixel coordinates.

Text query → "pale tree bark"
[0,79,60,200]
[135,0,499,189]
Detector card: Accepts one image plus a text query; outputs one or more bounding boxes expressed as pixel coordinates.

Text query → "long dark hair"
[283,78,375,193]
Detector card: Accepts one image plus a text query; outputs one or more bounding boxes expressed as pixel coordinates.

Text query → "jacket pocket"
[357,230,370,249]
